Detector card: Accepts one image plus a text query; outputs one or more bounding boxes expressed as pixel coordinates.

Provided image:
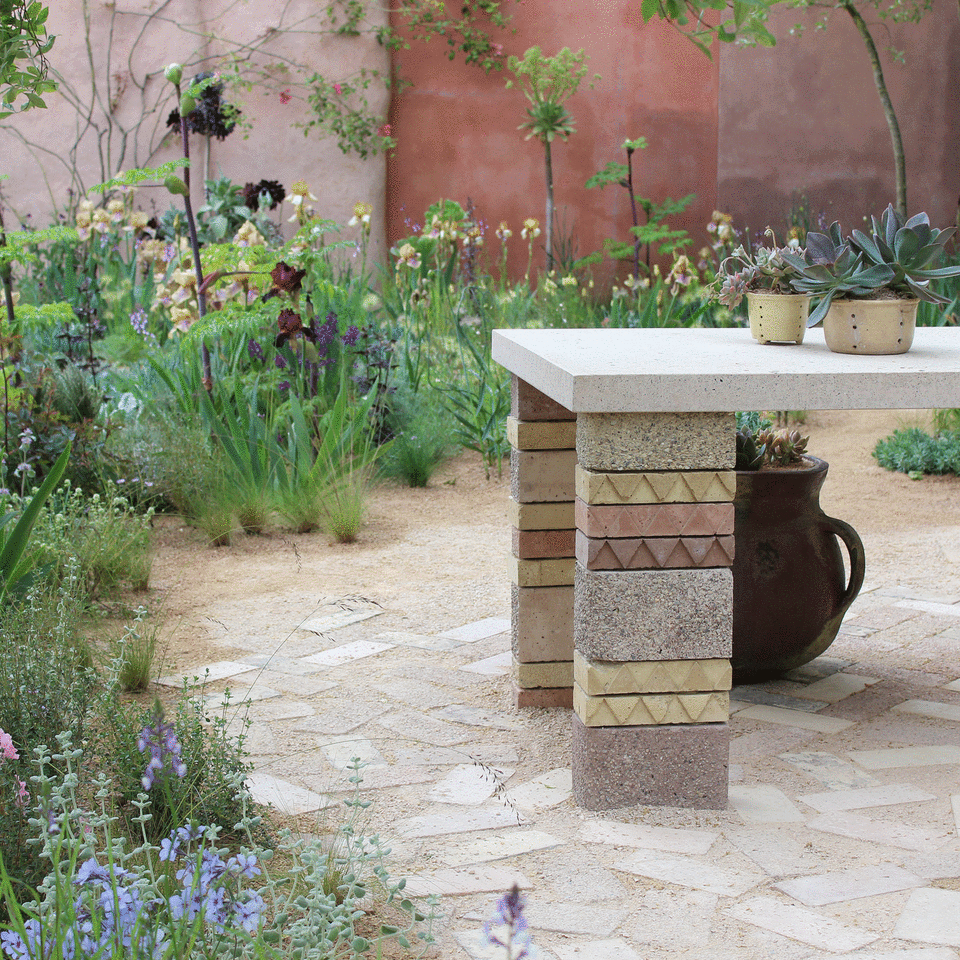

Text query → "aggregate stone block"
[516,659,574,689]
[575,566,732,661]
[571,714,729,810]
[576,532,735,569]
[512,584,574,662]
[574,653,732,695]
[576,500,734,539]
[577,412,735,471]
[508,555,575,587]
[516,685,574,709]
[513,527,576,559]
[512,449,578,502]
[511,377,574,421]
[574,685,729,726]
[576,466,736,505]
[507,417,577,451]
[508,498,575,531]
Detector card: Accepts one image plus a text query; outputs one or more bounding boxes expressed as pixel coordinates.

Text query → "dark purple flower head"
[314,311,338,349]
[275,308,316,348]
[270,261,306,294]
[341,325,361,346]
[483,885,533,959]
[247,339,264,362]
[274,354,288,370]
[242,179,285,211]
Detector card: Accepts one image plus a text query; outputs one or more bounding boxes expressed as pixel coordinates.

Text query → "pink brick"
[511,377,573,421]
[512,528,576,559]
[576,500,734,539]
[516,685,574,709]
[576,532,735,569]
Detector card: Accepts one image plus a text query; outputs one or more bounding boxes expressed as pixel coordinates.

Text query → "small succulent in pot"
[736,411,809,470]
[713,229,805,308]
[782,206,960,326]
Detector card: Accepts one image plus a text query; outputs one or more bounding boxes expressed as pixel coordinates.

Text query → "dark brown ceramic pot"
[732,456,865,683]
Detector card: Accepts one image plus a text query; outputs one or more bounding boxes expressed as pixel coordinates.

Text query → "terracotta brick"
[512,449,578,502]
[513,528,576,559]
[507,417,577,451]
[574,653,732,695]
[573,685,729,726]
[574,566,732,662]
[576,500,734,539]
[516,685,574,709]
[511,377,574,421]
[571,714,729,810]
[576,532,735,569]
[507,498,576,531]
[508,555,575,587]
[512,584,574,662]
[515,659,574,688]
[577,412,735,471]
[576,466,736,505]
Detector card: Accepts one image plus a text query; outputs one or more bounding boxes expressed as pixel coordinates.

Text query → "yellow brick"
[515,660,574,688]
[508,417,577,451]
[507,555,575,587]
[576,466,736,505]
[573,685,729,726]
[507,498,576,530]
[574,653,732,695]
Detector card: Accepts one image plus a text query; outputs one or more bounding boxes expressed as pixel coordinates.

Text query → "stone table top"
[492,326,960,412]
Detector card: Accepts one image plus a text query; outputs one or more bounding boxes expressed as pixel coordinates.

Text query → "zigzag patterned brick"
[576,466,736,505]
[573,686,729,726]
[508,555,575,587]
[576,500,734,538]
[512,449,578,502]
[507,417,577,451]
[514,528,576,559]
[576,532,734,569]
[574,653,732,695]
[511,377,574,421]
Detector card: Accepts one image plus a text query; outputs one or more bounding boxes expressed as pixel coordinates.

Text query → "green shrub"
[873,427,960,475]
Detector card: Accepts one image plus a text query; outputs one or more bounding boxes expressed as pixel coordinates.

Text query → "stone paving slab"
[797,784,936,813]
[775,865,924,906]
[893,889,960,946]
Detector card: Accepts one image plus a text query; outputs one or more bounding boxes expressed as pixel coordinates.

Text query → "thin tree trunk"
[544,138,554,273]
[841,0,907,217]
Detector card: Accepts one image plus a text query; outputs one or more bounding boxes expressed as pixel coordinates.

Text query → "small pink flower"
[379,123,391,138]
[333,83,342,96]
[279,89,291,104]
[0,729,18,761]
[15,778,28,808]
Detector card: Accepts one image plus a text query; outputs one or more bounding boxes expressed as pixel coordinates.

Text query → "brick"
[507,498,576,530]
[574,686,729,726]
[576,532,734,569]
[512,449,578,502]
[576,466,736,505]
[512,584,574,662]
[516,685,574,709]
[516,660,574,688]
[574,654,732,695]
[513,528,576,559]
[577,412,735,471]
[508,555,575,587]
[576,500,734,539]
[575,566,732,661]
[571,714,729,810]
[511,377,573,421]
[507,417,577,450]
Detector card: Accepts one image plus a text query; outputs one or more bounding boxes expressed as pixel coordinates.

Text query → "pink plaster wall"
[718,0,960,236]
[386,0,720,287]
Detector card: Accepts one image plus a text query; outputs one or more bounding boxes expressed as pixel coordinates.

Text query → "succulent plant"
[735,412,809,470]
[713,230,805,308]
[780,222,895,326]
[756,427,809,467]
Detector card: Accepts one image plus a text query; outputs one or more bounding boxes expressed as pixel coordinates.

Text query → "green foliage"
[196,176,253,243]
[640,0,776,55]
[873,426,960,475]
[109,607,161,693]
[0,0,55,116]
[89,158,191,194]
[506,46,592,144]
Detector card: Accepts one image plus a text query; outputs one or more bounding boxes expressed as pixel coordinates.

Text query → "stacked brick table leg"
[572,412,736,809]
[509,378,577,708]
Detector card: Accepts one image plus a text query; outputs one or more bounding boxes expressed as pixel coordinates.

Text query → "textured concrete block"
[513,528,576,559]
[574,654,732,695]
[575,567,732,661]
[511,377,573,421]
[512,584,574,662]
[516,660,574,688]
[576,532,734,569]
[516,685,574,709]
[574,686,729,726]
[577,412,735,471]
[576,467,736,505]
[571,714,729,810]
[576,500,734,539]
[507,498,576,531]
[512,449,578,502]
[508,555,575,587]
[507,417,577,451]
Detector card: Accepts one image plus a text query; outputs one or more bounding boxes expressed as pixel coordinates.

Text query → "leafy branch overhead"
[0,0,56,116]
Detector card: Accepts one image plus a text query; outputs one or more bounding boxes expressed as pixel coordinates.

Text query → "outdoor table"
[492,326,960,810]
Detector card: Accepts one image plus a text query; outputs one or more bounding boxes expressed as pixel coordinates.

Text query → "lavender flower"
[483,885,535,959]
[137,708,187,791]
[247,338,264,362]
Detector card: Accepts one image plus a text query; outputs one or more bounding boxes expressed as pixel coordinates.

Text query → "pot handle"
[820,514,866,621]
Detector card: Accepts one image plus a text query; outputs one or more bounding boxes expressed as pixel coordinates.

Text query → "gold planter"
[746,292,809,345]
[822,298,919,355]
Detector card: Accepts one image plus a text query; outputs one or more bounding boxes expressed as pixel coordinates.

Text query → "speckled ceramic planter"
[746,292,809,345]
[822,298,919,355]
